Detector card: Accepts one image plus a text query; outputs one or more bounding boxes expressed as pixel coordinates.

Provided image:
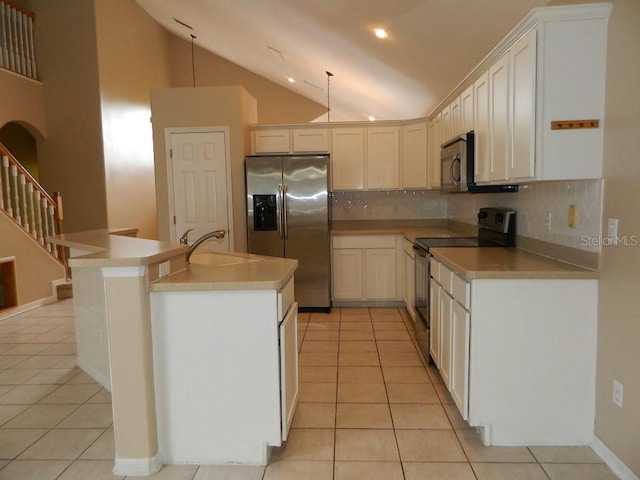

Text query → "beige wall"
[94,0,172,240]
[0,214,66,306]
[0,70,47,139]
[0,123,39,179]
[30,0,108,234]
[150,86,258,252]
[595,0,640,475]
[167,35,326,125]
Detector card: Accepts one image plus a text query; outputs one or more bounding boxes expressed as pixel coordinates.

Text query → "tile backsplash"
[332,179,604,253]
[331,190,447,221]
[446,179,604,252]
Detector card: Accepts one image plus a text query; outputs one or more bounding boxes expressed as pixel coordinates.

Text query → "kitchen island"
[49,231,298,475]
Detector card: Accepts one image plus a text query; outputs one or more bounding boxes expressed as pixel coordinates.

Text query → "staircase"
[0,143,65,267]
[0,142,69,315]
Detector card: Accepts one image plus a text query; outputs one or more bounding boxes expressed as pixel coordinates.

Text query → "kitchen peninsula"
[49,230,298,475]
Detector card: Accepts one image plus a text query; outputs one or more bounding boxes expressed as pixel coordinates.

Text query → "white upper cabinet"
[509,29,536,180]
[292,128,329,153]
[253,128,291,153]
[437,4,610,185]
[474,72,490,183]
[427,114,442,189]
[331,127,365,190]
[449,97,461,139]
[460,85,475,135]
[488,53,510,182]
[366,126,400,189]
[400,121,428,189]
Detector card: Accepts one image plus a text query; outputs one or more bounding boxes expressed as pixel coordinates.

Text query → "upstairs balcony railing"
[0,143,65,267]
[0,0,37,79]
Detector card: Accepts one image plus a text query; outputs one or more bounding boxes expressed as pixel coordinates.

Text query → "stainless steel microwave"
[440,131,518,194]
[440,132,474,193]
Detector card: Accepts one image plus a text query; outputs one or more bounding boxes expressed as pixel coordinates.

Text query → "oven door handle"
[413,245,428,257]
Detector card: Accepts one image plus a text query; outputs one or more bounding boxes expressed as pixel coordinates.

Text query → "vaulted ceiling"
[135,0,553,121]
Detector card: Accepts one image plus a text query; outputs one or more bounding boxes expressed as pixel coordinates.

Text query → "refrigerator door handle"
[277,184,284,240]
[282,183,289,240]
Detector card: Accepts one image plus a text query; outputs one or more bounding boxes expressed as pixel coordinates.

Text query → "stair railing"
[0,0,37,79]
[0,143,65,268]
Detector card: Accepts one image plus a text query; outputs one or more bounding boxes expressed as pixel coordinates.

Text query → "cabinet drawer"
[451,274,470,309]
[403,239,415,257]
[431,258,441,282]
[278,276,295,321]
[439,263,453,293]
[332,235,396,249]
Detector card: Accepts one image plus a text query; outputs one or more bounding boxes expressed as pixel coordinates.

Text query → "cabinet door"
[366,126,400,189]
[364,249,396,299]
[440,105,452,144]
[509,29,536,180]
[449,97,461,138]
[489,54,510,181]
[292,128,329,153]
[427,116,441,189]
[332,248,364,300]
[474,72,490,183]
[439,290,453,388]
[401,122,428,189]
[254,129,291,153]
[280,303,299,441]
[450,300,470,421]
[331,128,365,190]
[460,85,475,134]
[429,280,441,367]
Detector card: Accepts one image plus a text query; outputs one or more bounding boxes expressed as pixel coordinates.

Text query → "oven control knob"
[477,211,488,219]
[495,213,504,223]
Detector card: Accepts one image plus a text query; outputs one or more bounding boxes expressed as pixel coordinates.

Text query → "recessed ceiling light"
[372,27,388,39]
[287,77,295,83]
[368,115,376,122]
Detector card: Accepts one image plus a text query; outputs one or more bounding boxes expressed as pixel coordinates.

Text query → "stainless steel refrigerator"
[246,154,331,311]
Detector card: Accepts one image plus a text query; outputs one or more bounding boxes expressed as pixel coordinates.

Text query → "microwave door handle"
[451,154,461,186]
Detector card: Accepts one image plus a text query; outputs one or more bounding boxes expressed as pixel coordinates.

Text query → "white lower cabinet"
[430,256,597,446]
[150,277,298,464]
[332,235,400,302]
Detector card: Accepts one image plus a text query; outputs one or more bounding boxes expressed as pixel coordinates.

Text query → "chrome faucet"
[185,229,226,263]
[179,228,193,245]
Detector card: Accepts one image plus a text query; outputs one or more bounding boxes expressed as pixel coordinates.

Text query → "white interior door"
[170,130,230,252]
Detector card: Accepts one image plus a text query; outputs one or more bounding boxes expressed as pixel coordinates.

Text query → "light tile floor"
[0,302,618,479]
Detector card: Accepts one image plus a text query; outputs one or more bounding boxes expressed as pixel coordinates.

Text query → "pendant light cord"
[191,34,197,87]
[326,71,333,122]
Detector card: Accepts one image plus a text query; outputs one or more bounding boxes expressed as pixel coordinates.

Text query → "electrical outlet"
[568,205,578,228]
[545,211,552,232]
[613,379,624,408]
[159,260,171,278]
[393,205,399,214]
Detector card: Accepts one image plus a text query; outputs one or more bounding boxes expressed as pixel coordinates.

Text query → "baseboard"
[592,436,639,480]
[113,453,162,476]
[0,295,57,321]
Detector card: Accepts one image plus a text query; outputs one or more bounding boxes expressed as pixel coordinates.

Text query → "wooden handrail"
[0,142,66,274]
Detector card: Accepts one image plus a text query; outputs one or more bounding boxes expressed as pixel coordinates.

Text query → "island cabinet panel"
[430,258,598,446]
[150,276,297,465]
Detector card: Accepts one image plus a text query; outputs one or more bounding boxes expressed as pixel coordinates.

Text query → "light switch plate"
[607,218,619,245]
[159,260,171,278]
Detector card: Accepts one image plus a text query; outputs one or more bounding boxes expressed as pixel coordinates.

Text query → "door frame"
[164,126,235,249]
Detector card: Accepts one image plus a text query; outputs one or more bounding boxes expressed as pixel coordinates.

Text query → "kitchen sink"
[189,252,260,267]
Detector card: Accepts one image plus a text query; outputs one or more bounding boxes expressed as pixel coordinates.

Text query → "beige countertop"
[50,230,297,291]
[431,247,599,280]
[150,252,298,292]
[330,220,472,243]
